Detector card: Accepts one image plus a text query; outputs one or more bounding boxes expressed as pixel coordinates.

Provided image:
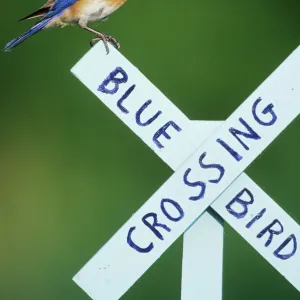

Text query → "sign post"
[71,44,300,300]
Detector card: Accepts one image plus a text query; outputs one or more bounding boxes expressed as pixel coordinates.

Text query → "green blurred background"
[0,0,299,299]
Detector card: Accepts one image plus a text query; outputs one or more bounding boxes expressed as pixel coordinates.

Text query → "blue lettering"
[127,227,154,253]
[199,152,225,183]
[216,138,243,161]
[142,213,171,240]
[257,219,284,247]
[98,67,128,94]
[153,121,182,149]
[252,97,277,126]
[160,199,184,222]
[229,118,261,150]
[226,188,254,219]
[246,208,266,229]
[274,234,297,260]
[136,100,162,126]
[183,168,206,201]
[117,84,135,114]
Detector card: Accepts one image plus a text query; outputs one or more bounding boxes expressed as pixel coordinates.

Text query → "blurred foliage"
[0,0,299,299]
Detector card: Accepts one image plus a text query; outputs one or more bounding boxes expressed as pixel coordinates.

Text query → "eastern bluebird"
[4,0,127,53]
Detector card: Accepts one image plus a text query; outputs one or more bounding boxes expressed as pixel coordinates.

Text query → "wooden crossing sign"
[71,44,300,300]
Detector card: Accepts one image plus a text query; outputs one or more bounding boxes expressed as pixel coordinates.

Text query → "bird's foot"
[106,35,121,50]
[90,34,120,54]
[90,32,109,53]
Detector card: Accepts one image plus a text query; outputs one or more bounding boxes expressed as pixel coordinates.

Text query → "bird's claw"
[106,35,120,50]
[90,34,120,54]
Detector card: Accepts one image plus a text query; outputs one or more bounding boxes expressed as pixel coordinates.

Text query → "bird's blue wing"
[4,0,79,51]
[40,0,79,20]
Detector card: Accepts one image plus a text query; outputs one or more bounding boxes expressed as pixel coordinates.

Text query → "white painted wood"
[71,44,299,300]
[182,208,224,300]
[181,121,224,300]
[73,43,225,300]
[211,173,300,292]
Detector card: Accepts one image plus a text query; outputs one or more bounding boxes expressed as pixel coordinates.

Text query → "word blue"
[98,67,182,149]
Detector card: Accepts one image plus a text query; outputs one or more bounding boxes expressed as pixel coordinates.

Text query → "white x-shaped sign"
[71,44,300,300]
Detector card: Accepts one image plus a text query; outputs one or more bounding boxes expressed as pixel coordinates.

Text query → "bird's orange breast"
[108,0,127,8]
[68,0,127,20]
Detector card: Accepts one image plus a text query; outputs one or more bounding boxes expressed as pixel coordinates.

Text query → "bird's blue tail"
[4,19,50,52]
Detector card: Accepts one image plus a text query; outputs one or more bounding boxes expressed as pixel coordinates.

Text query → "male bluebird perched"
[4,0,127,53]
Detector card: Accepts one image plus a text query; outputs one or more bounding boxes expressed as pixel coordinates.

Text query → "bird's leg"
[80,24,120,54]
[100,35,120,49]
[90,35,120,50]
[106,35,120,49]
[82,25,109,53]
